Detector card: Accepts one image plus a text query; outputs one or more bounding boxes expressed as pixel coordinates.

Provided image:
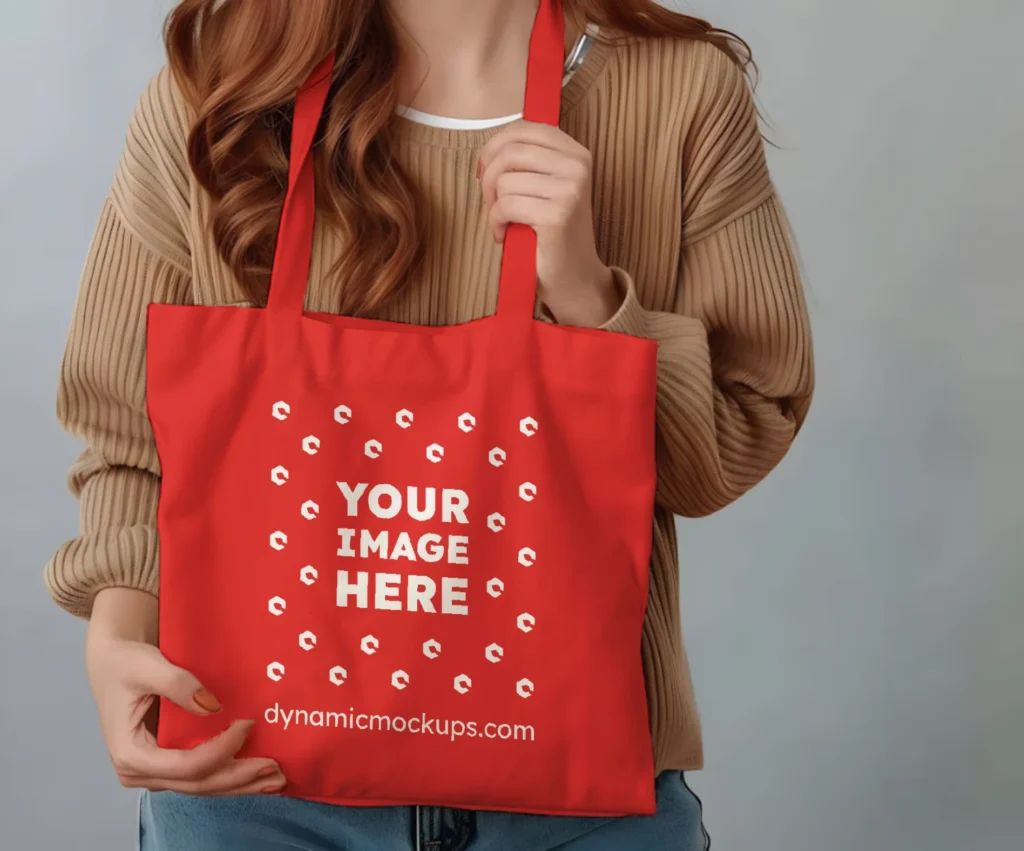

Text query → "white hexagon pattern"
[265,400,544,708]
[519,416,538,437]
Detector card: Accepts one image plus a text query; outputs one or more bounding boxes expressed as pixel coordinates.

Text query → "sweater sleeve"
[45,67,193,618]
[601,48,813,518]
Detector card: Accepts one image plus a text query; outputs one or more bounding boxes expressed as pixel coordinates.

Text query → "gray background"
[1,0,1021,848]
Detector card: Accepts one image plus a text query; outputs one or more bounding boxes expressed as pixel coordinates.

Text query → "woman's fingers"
[128,757,285,796]
[113,719,256,784]
[478,131,592,246]
[209,772,287,798]
[480,142,571,208]
[487,185,579,243]
[488,194,547,242]
[477,120,580,167]
[89,633,285,798]
[495,171,567,201]
[121,642,221,717]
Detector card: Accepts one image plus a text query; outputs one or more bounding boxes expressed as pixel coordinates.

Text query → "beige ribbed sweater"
[47,35,813,774]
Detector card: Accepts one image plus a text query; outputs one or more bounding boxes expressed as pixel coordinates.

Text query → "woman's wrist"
[546,263,620,328]
[89,587,159,646]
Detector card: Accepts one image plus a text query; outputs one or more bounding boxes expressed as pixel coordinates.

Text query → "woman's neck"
[388,0,573,120]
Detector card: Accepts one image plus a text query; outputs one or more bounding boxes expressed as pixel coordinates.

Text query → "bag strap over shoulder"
[266,1,565,322]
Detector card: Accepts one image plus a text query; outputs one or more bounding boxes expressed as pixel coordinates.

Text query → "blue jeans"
[139,771,709,850]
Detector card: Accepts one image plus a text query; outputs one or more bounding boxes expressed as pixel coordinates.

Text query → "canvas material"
[148,0,659,816]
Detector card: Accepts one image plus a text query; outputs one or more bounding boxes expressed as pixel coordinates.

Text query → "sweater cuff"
[599,267,650,339]
[45,466,160,619]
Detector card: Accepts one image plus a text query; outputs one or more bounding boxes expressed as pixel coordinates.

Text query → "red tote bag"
[149,0,658,816]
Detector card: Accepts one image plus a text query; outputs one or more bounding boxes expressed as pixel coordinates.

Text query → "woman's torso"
[111,31,777,773]
[178,35,724,325]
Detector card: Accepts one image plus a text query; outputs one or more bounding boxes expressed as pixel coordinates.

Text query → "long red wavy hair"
[164,1,752,315]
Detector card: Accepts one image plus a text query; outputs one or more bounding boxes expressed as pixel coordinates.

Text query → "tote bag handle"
[266,0,565,323]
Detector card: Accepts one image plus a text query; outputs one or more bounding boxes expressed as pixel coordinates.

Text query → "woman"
[47,0,813,848]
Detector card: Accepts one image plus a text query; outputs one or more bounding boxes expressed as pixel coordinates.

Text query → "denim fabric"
[139,770,709,851]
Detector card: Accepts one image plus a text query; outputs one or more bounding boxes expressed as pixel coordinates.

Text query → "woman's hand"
[86,588,285,796]
[478,122,621,327]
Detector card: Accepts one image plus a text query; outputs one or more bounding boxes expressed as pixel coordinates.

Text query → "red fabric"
[149,0,658,815]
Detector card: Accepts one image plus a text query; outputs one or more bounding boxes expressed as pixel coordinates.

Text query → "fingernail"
[192,688,221,713]
[257,766,279,778]
[262,780,286,794]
